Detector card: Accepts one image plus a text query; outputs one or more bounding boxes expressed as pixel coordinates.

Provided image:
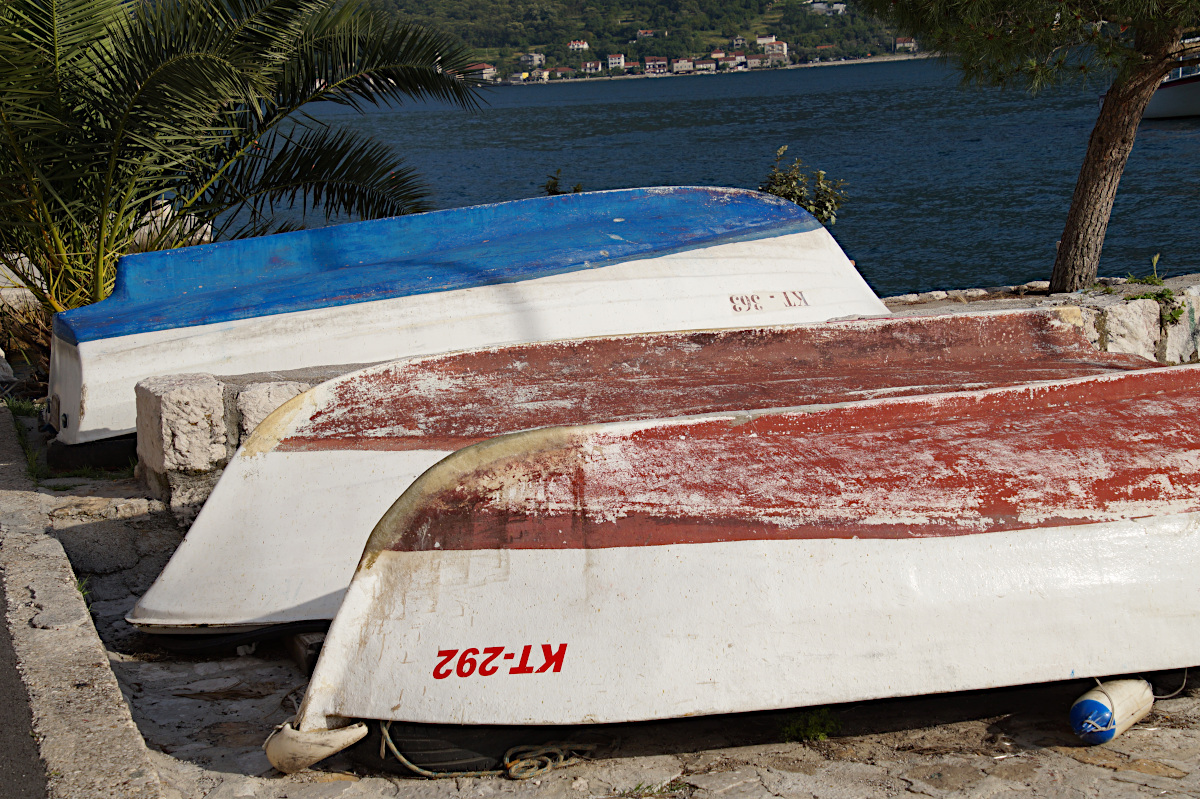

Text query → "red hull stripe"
[281,311,1153,453]
[377,366,1200,553]
[1163,74,1200,89]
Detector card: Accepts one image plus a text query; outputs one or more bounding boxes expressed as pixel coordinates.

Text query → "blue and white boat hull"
[48,187,886,444]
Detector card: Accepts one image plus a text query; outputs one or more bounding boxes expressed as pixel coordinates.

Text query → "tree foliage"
[0,0,481,325]
[775,2,896,61]
[856,0,1200,290]
[866,1,1200,88]
[375,0,773,51]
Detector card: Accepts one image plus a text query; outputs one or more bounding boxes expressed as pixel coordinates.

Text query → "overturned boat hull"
[48,187,885,443]
[269,363,1200,770]
[129,307,1158,632]
[1144,72,1200,119]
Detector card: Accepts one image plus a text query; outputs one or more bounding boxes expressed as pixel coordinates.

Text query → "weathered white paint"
[128,447,448,630]
[52,228,884,443]
[274,511,1200,766]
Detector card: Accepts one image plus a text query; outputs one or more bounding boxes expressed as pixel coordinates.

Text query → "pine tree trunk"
[1050,30,1181,293]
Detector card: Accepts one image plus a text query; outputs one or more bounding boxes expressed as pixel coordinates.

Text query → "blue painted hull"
[54,187,821,346]
[48,187,887,443]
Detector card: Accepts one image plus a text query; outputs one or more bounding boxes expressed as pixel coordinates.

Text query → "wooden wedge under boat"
[265,354,1200,772]
[47,186,885,444]
[130,307,1159,634]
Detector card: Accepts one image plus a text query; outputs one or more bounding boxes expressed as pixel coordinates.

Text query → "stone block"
[236,381,310,441]
[1078,307,1102,350]
[139,468,223,525]
[136,374,227,475]
[1103,299,1160,362]
[1163,291,1200,365]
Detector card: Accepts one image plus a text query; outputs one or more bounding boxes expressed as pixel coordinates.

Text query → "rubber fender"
[264,719,368,773]
[1070,679,1153,745]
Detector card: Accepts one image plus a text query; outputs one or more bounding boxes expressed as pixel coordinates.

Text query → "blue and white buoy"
[1070,679,1154,745]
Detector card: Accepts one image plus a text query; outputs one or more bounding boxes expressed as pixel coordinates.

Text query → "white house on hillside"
[466,63,497,81]
[568,40,589,51]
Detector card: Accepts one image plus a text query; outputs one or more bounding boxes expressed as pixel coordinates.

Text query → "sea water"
[313,59,1200,296]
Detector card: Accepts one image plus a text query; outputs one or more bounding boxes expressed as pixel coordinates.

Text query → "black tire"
[348,722,574,775]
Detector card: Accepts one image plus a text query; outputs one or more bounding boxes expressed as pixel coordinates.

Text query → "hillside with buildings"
[374,0,904,81]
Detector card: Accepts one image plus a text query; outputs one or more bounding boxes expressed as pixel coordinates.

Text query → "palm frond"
[0,0,483,317]
[198,125,429,238]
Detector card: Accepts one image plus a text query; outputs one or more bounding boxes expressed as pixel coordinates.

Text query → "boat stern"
[47,331,83,443]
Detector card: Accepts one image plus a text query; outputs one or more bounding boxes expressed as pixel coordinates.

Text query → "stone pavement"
[8,282,1200,797]
[0,560,48,799]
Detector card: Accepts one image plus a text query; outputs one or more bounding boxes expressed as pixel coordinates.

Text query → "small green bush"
[759,146,847,226]
[780,708,840,742]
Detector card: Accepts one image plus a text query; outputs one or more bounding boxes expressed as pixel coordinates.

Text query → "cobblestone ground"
[35,469,1200,799]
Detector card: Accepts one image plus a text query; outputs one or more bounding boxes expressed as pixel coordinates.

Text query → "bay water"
[314,59,1200,296]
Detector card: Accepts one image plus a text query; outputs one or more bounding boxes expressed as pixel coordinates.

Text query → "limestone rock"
[1077,307,1102,350]
[1104,299,1160,362]
[1163,290,1200,365]
[135,373,227,476]
[236,381,310,441]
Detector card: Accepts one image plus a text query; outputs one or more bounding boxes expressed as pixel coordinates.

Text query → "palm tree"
[0,0,481,332]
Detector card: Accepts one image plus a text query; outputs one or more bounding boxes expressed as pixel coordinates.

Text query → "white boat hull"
[297,513,1200,728]
[49,188,884,444]
[1144,74,1200,119]
[255,359,1200,772]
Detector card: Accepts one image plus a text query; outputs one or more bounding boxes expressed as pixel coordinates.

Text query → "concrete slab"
[0,406,167,799]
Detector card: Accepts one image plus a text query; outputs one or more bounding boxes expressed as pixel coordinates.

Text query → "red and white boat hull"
[131,308,1154,632]
[270,364,1200,770]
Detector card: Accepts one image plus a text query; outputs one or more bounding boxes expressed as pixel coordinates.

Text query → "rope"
[1078,678,1118,734]
[1154,668,1188,700]
[378,720,597,780]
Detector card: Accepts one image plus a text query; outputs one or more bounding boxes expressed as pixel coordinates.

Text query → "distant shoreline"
[496,52,934,86]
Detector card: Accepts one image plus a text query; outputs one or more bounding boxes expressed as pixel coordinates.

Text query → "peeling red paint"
[280,311,1155,453]
[380,365,1200,553]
